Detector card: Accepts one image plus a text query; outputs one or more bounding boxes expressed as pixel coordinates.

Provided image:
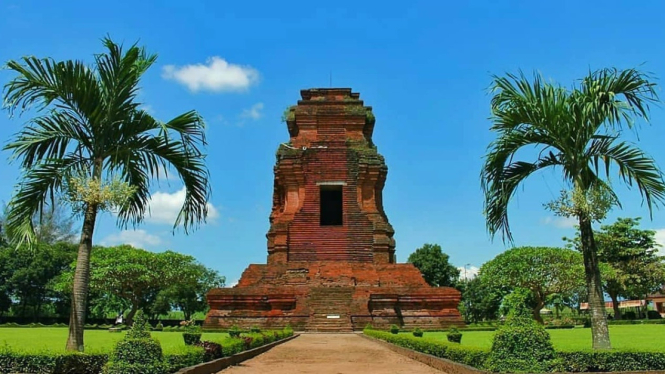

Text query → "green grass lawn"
[0,328,236,354]
[421,325,665,352]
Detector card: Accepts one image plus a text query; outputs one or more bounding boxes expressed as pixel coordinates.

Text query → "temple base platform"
[204,262,462,332]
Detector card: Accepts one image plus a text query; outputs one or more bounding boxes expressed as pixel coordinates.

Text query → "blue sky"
[2,0,665,284]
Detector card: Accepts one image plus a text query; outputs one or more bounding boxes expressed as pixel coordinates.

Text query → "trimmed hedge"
[608,319,665,325]
[0,329,294,374]
[363,329,489,368]
[0,350,107,374]
[364,330,665,373]
[558,351,665,372]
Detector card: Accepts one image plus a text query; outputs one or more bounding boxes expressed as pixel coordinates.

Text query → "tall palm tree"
[481,68,665,349]
[2,37,211,351]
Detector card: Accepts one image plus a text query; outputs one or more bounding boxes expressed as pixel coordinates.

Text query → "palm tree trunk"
[65,202,98,352]
[578,213,611,350]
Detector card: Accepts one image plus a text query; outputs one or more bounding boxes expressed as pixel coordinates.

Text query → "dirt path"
[218,333,444,374]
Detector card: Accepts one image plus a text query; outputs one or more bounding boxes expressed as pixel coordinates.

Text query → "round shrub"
[154,321,164,331]
[183,332,202,345]
[111,338,163,364]
[228,325,242,338]
[485,288,557,373]
[412,328,424,338]
[105,338,167,374]
[390,324,399,334]
[446,327,462,343]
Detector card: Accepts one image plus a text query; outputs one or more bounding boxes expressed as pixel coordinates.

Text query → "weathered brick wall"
[267,88,395,264]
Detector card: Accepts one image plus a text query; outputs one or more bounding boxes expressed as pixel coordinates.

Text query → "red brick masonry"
[204,88,462,331]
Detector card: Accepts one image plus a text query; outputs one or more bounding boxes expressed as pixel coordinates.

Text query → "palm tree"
[480,68,665,349]
[2,37,211,351]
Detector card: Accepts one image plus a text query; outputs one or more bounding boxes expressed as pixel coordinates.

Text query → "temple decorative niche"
[204,88,461,332]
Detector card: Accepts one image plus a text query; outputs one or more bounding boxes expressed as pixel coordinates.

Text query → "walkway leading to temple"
[217,334,444,374]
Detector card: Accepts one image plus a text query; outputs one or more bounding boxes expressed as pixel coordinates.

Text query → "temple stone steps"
[305,287,354,332]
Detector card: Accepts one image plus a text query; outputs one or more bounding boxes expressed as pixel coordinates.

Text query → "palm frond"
[108,110,209,233]
[481,122,564,242]
[94,36,156,140]
[4,111,93,168]
[3,56,102,125]
[4,158,85,247]
[587,140,665,217]
[578,67,659,129]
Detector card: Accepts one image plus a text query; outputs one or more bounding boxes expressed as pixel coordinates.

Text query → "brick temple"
[204,88,462,332]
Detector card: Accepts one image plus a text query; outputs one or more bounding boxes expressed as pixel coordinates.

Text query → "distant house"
[579,300,646,310]
[647,289,665,317]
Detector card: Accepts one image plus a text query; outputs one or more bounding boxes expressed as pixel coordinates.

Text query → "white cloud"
[458,265,480,281]
[654,229,665,254]
[227,279,239,288]
[146,187,219,225]
[542,216,577,229]
[240,103,264,120]
[100,229,163,248]
[162,57,259,93]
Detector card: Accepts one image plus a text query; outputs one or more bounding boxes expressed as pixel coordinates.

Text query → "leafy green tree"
[0,247,12,316]
[58,245,223,324]
[565,217,665,319]
[58,245,170,325]
[481,68,665,349]
[407,243,460,287]
[481,246,584,323]
[163,265,225,321]
[459,276,504,323]
[0,242,76,319]
[2,37,210,351]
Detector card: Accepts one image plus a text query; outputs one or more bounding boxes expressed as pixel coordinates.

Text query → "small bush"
[647,310,662,320]
[241,336,254,350]
[624,311,637,320]
[412,328,424,337]
[228,325,242,338]
[390,324,399,334]
[195,341,223,361]
[250,326,261,333]
[164,347,205,373]
[447,327,462,343]
[154,321,164,331]
[183,332,202,345]
[363,323,373,331]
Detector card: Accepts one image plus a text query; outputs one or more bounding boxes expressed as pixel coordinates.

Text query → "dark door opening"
[320,185,343,226]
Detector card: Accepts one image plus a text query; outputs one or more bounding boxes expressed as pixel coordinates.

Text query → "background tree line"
[0,205,224,324]
[409,216,665,325]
